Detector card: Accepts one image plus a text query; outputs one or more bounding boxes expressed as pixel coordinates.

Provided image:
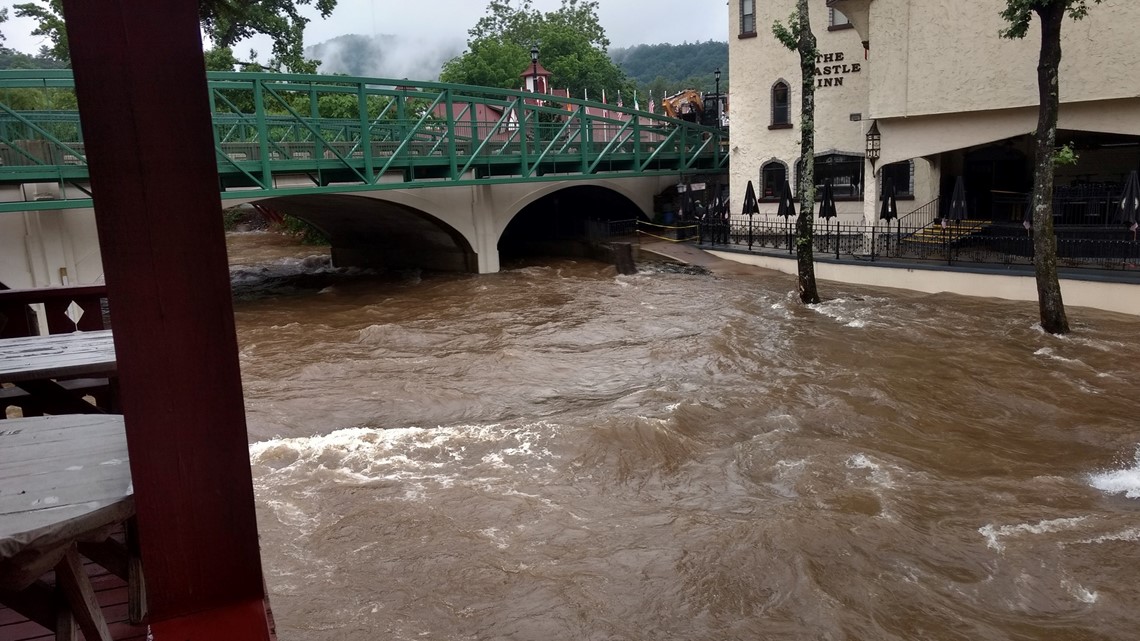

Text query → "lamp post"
[530,43,540,94]
[714,67,721,127]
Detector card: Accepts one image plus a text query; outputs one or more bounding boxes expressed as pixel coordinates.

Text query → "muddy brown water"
[226,232,1140,641]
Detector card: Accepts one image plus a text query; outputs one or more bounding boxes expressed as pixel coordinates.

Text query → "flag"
[616,91,623,108]
[601,88,607,104]
[633,90,640,111]
[648,91,656,114]
[584,87,589,102]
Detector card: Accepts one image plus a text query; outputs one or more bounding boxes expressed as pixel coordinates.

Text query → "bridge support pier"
[471,185,501,274]
[0,201,103,290]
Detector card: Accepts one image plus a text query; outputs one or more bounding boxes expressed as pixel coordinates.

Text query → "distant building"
[728,0,1140,225]
[520,61,553,95]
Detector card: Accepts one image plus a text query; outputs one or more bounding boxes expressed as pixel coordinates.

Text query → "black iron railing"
[898,195,941,227]
[698,218,1140,271]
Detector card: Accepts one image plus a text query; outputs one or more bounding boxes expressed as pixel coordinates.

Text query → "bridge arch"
[224,175,682,275]
[249,193,479,273]
[497,183,648,261]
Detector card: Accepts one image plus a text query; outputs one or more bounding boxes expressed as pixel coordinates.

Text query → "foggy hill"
[306,35,728,91]
[307,34,463,81]
[611,41,728,91]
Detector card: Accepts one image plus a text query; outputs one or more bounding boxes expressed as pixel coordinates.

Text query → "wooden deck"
[0,534,149,641]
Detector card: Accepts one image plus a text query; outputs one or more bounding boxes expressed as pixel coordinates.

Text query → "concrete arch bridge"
[0,71,727,284]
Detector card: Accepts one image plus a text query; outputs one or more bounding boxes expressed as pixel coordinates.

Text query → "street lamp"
[865,120,881,167]
[530,43,540,94]
[714,67,721,127]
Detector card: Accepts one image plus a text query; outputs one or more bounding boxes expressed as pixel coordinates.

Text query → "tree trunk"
[1030,5,1069,334]
[795,0,820,304]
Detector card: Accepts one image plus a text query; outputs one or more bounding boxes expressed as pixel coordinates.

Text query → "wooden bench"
[1,378,115,417]
[0,285,116,418]
[0,285,109,339]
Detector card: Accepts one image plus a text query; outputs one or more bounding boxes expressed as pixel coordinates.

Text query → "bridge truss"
[0,70,728,213]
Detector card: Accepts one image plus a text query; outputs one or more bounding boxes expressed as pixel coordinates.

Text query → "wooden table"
[0,330,117,415]
[0,414,139,640]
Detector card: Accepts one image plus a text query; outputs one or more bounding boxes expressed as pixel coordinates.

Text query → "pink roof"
[519,62,553,78]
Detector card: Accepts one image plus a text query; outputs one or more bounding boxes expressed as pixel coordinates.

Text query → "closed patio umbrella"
[777,179,796,219]
[1115,170,1140,240]
[743,180,759,249]
[879,177,898,256]
[819,181,837,257]
[818,181,838,221]
[742,180,760,215]
[778,180,796,253]
[946,175,968,224]
[879,177,898,222]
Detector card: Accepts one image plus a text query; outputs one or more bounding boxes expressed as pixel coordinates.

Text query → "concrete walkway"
[638,241,770,276]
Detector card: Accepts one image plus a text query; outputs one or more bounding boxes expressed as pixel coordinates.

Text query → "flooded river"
[226,232,1140,641]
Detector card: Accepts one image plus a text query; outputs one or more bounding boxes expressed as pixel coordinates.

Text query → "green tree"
[11,0,67,60]
[442,0,632,98]
[11,0,334,72]
[773,0,821,304]
[441,38,530,90]
[203,46,241,72]
[999,0,1100,335]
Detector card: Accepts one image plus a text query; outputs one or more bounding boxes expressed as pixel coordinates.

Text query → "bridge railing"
[0,70,727,208]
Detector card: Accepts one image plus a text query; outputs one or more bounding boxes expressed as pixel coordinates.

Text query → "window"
[740,0,756,36]
[813,153,864,199]
[829,8,852,30]
[880,160,915,198]
[761,161,788,200]
[770,81,791,129]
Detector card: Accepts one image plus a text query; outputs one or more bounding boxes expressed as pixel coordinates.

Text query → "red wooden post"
[59,0,271,636]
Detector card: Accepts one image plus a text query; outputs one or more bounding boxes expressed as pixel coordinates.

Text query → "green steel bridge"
[0,70,728,213]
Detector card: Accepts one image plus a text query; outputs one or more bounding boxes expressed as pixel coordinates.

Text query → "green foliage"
[281,214,328,245]
[0,84,77,125]
[441,38,530,89]
[442,0,632,97]
[0,47,68,70]
[999,0,1101,38]
[610,41,728,94]
[1053,142,1079,166]
[771,11,801,51]
[203,47,241,72]
[7,0,333,72]
[222,207,246,231]
[12,0,67,60]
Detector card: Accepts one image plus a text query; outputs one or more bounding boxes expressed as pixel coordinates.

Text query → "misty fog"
[307,34,464,81]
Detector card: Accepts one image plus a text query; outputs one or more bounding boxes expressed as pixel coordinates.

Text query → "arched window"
[761,160,788,200]
[771,81,791,128]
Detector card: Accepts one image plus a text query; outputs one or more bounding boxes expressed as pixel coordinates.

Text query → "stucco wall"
[868,0,1140,119]
[729,0,870,225]
[708,249,1140,318]
[0,209,104,289]
[874,97,1140,169]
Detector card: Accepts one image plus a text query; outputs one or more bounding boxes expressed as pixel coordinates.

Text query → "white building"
[728,0,1140,227]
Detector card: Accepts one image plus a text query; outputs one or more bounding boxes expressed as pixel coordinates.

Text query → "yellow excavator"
[661,89,728,128]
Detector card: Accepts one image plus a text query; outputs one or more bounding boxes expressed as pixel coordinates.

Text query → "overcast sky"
[0,0,729,56]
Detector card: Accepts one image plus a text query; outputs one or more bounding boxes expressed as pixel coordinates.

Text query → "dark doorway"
[499,185,645,262]
[958,144,1029,221]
